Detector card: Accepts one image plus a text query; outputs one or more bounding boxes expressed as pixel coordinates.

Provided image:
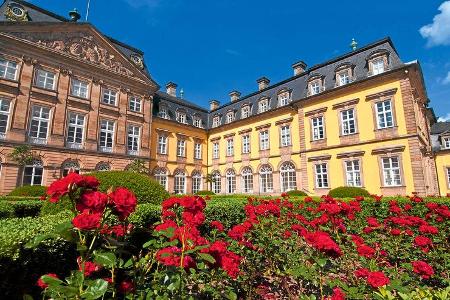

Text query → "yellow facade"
[435,152,450,196]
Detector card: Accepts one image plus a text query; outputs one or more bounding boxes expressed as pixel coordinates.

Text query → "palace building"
[0,0,447,196]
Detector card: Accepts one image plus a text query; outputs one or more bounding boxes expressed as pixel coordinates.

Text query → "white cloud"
[419,1,450,47]
[123,0,160,8]
[438,113,450,122]
[443,71,450,84]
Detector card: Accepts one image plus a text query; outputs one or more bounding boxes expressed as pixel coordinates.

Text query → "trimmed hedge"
[328,186,370,198]
[0,200,43,218]
[286,190,308,197]
[8,185,47,197]
[195,190,215,195]
[40,196,73,216]
[86,171,169,205]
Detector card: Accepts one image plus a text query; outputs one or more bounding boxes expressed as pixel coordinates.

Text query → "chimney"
[166,82,177,97]
[292,61,307,76]
[257,77,270,91]
[229,90,241,102]
[209,99,220,111]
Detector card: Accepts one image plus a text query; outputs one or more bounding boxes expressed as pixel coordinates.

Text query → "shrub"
[86,171,169,204]
[0,202,14,218]
[40,196,73,216]
[286,190,308,197]
[8,185,47,197]
[0,200,42,218]
[328,186,370,198]
[195,190,215,195]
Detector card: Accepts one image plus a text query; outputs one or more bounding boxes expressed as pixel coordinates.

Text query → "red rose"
[357,244,376,258]
[37,273,58,289]
[304,196,313,202]
[282,230,292,239]
[76,191,108,213]
[77,257,101,276]
[390,228,401,236]
[211,220,224,232]
[414,236,432,247]
[304,231,342,258]
[419,225,439,235]
[72,211,102,230]
[81,176,100,189]
[354,268,370,278]
[366,217,380,227]
[118,280,134,294]
[354,196,365,201]
[109,187,137,221]
[411,260,434,279]
[326,287,346,300]
[367,271,390,288]
[46,173,84,202]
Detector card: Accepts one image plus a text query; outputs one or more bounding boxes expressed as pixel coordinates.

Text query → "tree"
[125,159,150,175]
[205,173,217,191]
[8,145,36,166]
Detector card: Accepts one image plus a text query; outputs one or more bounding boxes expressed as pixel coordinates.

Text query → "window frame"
[127,124,140,155]
[442,137,450,149]
[192,171,202,194]
[226,111,235,123]
[241,105,251,119]
[340,108,357,135]
[259,165,273,193]
[345,159,362,187]
[241,167,253,193]
[34,68,56,90]
[176,139,186,157]
[70,78,89,99]
[314,163,329,189]
[66,111,85,149]
[212,116,221,128]
[311,116,325,141]
[280,125,291,147]
[258,99,269,113]
[129,95,142,113]
[225,169,236,194]
[242,135,250,154]
[381,156,402,187]
[226,138,234,157]
[157,134,168,155]
[99,119,115,153]
[280,162,297,192]
[194,142,202,160]
[211,171,221,194]
[0,97,11,139]
[28,105,51,144]
[259,130,270,151]
[375,99,395,129]
[102,88,118,106]
[22,160,44,186]
[212,142,220,159]
[174,170,186,194]
[0,58,18,81]
[278,91,290,107]
[154,168,168,190]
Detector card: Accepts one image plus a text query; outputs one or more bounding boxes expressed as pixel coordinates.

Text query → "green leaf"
[22,294,34,300]
[82,279,108,299]
[24,234,54,248]
[143,239,156,248]
[316,258,327,268]
[93,251,116,268]
[41,274,64,287]
[198,253,216,264]
[225,291,237,300]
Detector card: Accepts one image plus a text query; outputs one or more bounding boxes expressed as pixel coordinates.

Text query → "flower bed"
[3,173,450,299]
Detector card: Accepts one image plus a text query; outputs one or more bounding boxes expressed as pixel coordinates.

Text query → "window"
[176,111,186,124]
[0,98,11,139]
[193,116,202,128]
[174,170,186,194]
[62,160,80,177]
[158,105,169,119]
[311,116,325,141]
[23,159,43,186]
[442,137,450,149]
[315,163,329,188]
[376,100,394,129]
[226,169,236,194]
[226,111,235,123]
[96,162,111,172]
[99,120,114,152]
[337,71,350,86]
[192,171,202,194]
[278,92,290,106]
[259,99,269,113]
[29,105,50,144]
[194,142,202,160]
[102,88,117,105]
[213,142,219,159]
[259,130,270,150]
[0,59,18,80]
[127,125,140,155]
[241,105,251,118]
[70,79,89,99]
[382,157,401,186]
[371,58,385,75]
[447,168,450,188]
[154,168,168,190]
[280,162,297,192]
[66,112,85,149]
[226,139,234,156]
[345,160,362,187]
[211,171,221,194]
[35,69,56,90]
[341,109,357,135]
[129,96,142,112]
[280,125,291,147]
[158,134,168,154]
[241,167,253,193]
[212,116,221,128]
[259,165,273,193]
[177,139,186,157]
[310,81,321,95]
[242,135,250,154]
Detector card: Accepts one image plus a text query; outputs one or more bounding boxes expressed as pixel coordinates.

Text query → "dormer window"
[158,105,169,119]
[258,98,269,113]
[278,91,290,107]
[241,105,251,118]
[176,110,187,124]
[372,58,385,75]
[443,137,450,149]
[226,111,235,123]
[337,70,350,86]
[193,116,202,128]
[335,63,354,87]
[367,50,389,76]
[309,81,321,95]
[212,115,221,128]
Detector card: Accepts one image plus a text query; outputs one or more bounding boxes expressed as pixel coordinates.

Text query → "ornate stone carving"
[4,3,29,21]
[130,54,144,69]
[59,67,73,76]
[21,55,37,65]
[13,33,135,77]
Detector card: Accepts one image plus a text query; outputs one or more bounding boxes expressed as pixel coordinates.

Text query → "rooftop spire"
[350,38,358,51]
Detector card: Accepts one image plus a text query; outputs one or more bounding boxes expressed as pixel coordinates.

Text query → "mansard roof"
[431,122,450,135]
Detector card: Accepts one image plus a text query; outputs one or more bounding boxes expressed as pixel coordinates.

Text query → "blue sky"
[29,0,450,120]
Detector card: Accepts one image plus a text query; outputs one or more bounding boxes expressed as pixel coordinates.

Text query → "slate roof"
[431,122,450,135]
[0,0,153,80]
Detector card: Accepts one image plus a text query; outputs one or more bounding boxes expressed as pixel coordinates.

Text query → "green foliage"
[8,185,47,197]
[40,196,73,216]
[86,171,169,204]
[125,158,150,175]
[286,190,308,196]
[128,203,161,227]
[8,145,35,166]
[0,201,14,218]
[0,200,43,218]
[195,190,215,195]
[328,186,370,198]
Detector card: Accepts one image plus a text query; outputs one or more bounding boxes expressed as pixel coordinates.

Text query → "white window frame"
[174,170,186,194]
[192,172,202,194]
[213,142,219,159]
[154,168,168,190]
[99,119,115,152]
[278,93,289,106]
[176,111,187,124]
[241,167,253,193]
[211,172,221,194]
[194,142,202,160]
[442,137,450,149]
[0,98,11,139]
[310,81,321,95]
[102,88,117,106]
[70,78,89,99]
[127,125,140,155]
[226,112,235,123]
[259,130,269,150]
[242,135,250,154]
[29,105,50,144]
[212,116,221,128]
[129,96,142,112]
[337,71,350,86]
[382,157,402,187]
[158,134,168,155]
[226,139,234,156]
[280,125,291,147]
[345,160,362,187]
[193,116,202,128]
[241,105,251,118]
[177,139,186,157]
[23,160,43,186]
[372,57,385,75]
[258,99,269,113]
[259,165,273,193]
[0,59,18,80]
[341,109,357,135]
[311,116,325,141]
[280,162,296,192]
[226,169,236,194]
[159,106,169,119]
[35,69,56,90]
[315,163,329,188]
[66,112,85,149]
[447,168,450,188]
[376,100,394,129]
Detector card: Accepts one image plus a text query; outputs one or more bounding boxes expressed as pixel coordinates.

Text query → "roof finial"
[69,8,81,22]
[350,38,358,51]
[180,88,184,99]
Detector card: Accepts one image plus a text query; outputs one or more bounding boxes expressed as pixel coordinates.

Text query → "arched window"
[225,169,236,194]
[241,167,253,193]
[192,171,202,194]
[259,165,273,193]
[211,171,221,194]
[154,168,168,190]
[62,160,80,177]
[95,162,111,172]
[23,159,43,186]
[174,169,186,194]
[280,162,297,192]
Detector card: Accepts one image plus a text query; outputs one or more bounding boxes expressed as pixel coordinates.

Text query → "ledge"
[332,98,359,110]
[305,107,327,117]
[238,128,253,134]
[308,154,332,162]
[275,117,294,126]
[365,88,398,101]
[371,145,405,155]
[255,123,271,130]
[336,150,365,159]
[223,133,236,138]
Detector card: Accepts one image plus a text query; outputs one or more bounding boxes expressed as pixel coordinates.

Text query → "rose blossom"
[46,173,99,202]
[77,257,101,276]
[72,211,102,230]
[210,220,224,232]
[76,191,108,213]
[37,273,59,289]
[357,244,376,258]
[411,260,434,279]
[109,187,137,221]
[367,271,390,288]
[118,280,135,294]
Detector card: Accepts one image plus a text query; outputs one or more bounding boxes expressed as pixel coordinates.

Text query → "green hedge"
[86,171,169,205]
[0,200,43,218]
[195,190,215,195]
[8,185,47,197]
[286,190,308,196]
[40,196,73,216]
[328,186,370,198]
